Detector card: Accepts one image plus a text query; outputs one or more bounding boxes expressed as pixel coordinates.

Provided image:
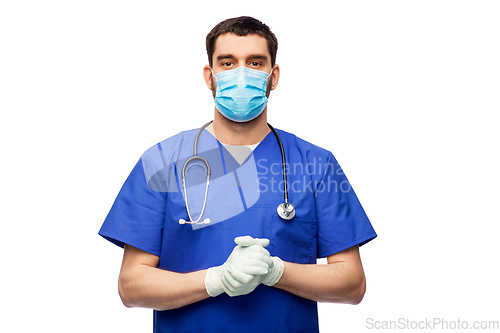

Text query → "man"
[99,16,376,332]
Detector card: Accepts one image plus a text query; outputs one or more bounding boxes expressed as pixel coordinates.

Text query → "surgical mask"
[213,66,272,122]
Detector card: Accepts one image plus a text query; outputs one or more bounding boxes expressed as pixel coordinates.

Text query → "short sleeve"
[98,158,166,256]
[315,153,377,258]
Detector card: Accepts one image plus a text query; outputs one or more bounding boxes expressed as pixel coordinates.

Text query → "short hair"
[206,16,278,68]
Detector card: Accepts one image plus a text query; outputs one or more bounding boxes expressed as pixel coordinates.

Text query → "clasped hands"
[205,236,284,297]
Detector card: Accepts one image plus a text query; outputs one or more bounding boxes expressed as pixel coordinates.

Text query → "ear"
[203,65,214,90]
[270,64,280,91]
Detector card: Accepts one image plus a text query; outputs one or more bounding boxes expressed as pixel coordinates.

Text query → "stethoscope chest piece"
[277,202,295,220]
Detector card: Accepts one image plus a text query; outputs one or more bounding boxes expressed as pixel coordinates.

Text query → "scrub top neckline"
[202,127,275,155]
[222,142,260,151]
[221,143,258,165]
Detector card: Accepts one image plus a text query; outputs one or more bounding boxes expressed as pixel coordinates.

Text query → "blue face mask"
[213,66,272,122]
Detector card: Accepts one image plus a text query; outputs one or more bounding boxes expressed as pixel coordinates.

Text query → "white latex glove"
[204,236,273,297]
[261,256,284,286]
[228,236,284,288]
[205,264,225,297]
[221,236,274,297]
[234,235,270,248]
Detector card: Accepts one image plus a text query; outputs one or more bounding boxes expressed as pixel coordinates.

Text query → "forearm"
[273,260,366,304]
[119,263,210,311]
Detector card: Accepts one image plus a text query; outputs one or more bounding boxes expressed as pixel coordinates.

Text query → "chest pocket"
[267,213,317,264]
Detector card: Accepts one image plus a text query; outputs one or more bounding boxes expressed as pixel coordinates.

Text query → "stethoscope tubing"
[179,121,213,224]
[180,121,295,224]
[267,123,289,204]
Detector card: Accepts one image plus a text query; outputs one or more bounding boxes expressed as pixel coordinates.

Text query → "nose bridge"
[236,67,247,86]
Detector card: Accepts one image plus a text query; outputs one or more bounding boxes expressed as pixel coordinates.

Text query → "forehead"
[213,33,270,59]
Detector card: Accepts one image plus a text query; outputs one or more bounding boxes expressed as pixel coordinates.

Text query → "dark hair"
[206,16,278,68]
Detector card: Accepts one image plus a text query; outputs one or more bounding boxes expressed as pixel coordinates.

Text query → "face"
[203,33,279,96]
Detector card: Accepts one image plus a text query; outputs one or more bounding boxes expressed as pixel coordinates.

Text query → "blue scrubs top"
[99,127,377,333]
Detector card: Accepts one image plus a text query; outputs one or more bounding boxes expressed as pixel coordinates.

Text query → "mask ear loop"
[266,67,274,98]
[268,67,274,78]
[211,69,219,97]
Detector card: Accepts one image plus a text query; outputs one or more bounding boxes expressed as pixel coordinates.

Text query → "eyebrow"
[216,54,269,62]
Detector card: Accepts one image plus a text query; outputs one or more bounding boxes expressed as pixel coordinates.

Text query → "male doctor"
[99,16,376,332]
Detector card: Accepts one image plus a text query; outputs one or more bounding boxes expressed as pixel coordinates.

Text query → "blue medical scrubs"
[99,127,377,333]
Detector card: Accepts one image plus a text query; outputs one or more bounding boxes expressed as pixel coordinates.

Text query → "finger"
[234,236,270,248]
[225,264,253,284]
[221,273,238,291]
[246,252,274,268]
[242,265,268,275]
[221,275,236,297]
[221,274,254,297]
[247,245,271,257]
[254,238,270,247]
[245,258,271,271]
[234,236,255,247]
[221,268,240,293]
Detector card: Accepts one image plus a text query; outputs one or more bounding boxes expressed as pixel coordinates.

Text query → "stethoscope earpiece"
[179,218,210,225]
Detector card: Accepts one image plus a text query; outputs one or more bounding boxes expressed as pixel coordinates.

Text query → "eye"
[250,62,261,67]
[222,62,233,67]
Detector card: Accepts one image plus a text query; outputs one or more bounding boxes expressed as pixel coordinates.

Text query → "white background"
[1,1,499,332]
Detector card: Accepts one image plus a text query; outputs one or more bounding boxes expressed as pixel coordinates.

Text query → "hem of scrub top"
[317,232,378,259]
[98,232,162,257]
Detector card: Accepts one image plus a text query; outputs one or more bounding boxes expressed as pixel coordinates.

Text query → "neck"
[208,108,271,145]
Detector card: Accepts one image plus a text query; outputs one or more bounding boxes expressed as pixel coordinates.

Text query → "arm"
[273,245,366,305]
[118,244,210,311]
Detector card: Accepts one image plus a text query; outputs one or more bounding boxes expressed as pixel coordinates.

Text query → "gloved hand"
[238,236,284,286]
[205,264,225,297]
[220,236,273,297]
[261,255,284,286]
[220,236,285,296]
[222,236,285,288]
[204,236,273,297]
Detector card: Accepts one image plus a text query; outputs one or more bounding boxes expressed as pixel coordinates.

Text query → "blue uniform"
[99,127,377,333]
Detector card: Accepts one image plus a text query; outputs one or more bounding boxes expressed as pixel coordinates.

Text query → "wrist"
[263,256,284,286]
[204,265,225,297]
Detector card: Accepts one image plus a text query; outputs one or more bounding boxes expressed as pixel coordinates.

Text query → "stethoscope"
[179,121,295,225]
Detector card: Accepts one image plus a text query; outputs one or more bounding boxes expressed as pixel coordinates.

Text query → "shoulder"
[140,128,198,183]
[143,128,199,156]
